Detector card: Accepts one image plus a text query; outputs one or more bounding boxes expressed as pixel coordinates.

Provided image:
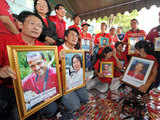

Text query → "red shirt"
[0,0,15,35]
[49,15,66,39]
[116,51,128,67]
[146,26,160,43]
[80,32,92,40]
[68,24,81,34]
[94,56,118,83]
[127,70,144,80]
[0,33,44,87]
[42,17,48,27]
[22,67,58,94]
[107,33,119,48]
[123,29,146,55]
[94,33,111,45]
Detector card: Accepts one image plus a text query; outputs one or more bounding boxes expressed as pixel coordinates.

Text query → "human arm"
[0,16,19,34]
[138,64,157,93]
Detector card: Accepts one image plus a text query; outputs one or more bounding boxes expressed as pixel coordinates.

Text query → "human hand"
[0,66,16,79]
[45,36,56,45]
[98,73,104,78]
[138,84,149,93]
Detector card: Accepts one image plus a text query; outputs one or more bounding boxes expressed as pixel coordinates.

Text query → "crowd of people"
[0,0,160,119]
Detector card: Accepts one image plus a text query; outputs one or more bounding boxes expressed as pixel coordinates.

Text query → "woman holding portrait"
[34,0,58,45]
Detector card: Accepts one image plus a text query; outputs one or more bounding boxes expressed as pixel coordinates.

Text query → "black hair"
[34,0,51,16]
[12,14,18,19]
[135,40,154,54]
[73,14,79,20]
[71,54,82,68]
[118,26,122,29]
[131,18,139,24]
[115,41,124,49]
[100,47,113,59]
[55,4,65,10]
[64,28,79,37]
[109,27,116,32]
[101,22,107,28]
[17,11,42,24]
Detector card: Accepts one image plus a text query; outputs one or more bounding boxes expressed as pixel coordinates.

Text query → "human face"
[116,44,123,52]
[74,16,81,25]
[117,28,122,34]
[135,63,144,73]
[72,57,81,71]
[131,20,138,30]
[65,30,78,46]
[82,25,88,32]
[105,51,113,59]
[21,16,42,39]
[135,48,144,56]
[101,24,106,33]
[56,6,66,18]
[36,0,48,16]
[28,54,46,75]
[110,28,116,35]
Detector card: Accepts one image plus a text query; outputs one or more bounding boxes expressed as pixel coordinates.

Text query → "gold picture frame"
[7,45,62,120]
[61,50,86,95]
[122,56,154,88]
[128,36,145,54]
[100,62,114,78]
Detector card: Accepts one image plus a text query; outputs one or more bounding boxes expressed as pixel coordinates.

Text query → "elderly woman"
[34,0,59,45]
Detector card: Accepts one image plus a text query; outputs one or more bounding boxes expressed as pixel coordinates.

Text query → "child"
[87,47,122,92]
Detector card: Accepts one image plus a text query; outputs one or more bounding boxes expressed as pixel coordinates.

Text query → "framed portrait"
[61,50,85,95]
[122,56,154,88]
[154,37,160,51]
[99,37,109,47]
[128,36,144,54]
[100,62,114,78]
[81,39,90,51]
[7,45,62,120]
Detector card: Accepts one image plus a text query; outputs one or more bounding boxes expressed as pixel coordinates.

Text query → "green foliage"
[96,10,139,33]
[17,51,56,80]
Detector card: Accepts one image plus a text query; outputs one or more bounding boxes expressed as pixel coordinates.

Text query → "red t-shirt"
[22,67,58,94]
[94,56,119,84]
[80,32,92,40]
[0,0,15,34]
[146,26,159,43]
[94,33,111,45]
[116,52,128,68]
[0,33,44,87]
[68,24,81,34]
[49,15,66,39]
[107,33,119,48]
[123,29,146,55]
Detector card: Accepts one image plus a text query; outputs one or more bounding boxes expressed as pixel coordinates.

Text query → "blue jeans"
[61,87,89,112]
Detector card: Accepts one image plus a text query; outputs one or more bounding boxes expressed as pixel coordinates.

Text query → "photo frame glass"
[155,37,160,51]
[62,50,85,94]
[81,39,90,51]
[122,56,154,88]
[100,62,113,78]
[128,36,144,54]
[7,46,62,120]
[100,37,109,47]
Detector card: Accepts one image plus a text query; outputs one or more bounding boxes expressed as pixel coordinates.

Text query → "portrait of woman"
[66,54,83,90]
[102,64,112,76]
